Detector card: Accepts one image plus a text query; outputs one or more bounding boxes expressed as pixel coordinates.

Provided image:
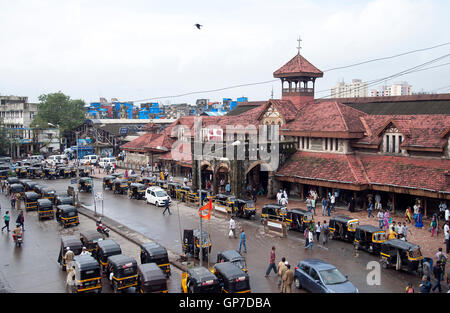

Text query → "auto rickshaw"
[69,166,77,177]
[214,194,235,213]
[80,230,104,257]
[33,184,46,198]
[127,174,143,185]
[57,235,83,271]
[102,175,115,190]
[354,224,387,254]
[24,181,37,192]
[0,169,8,180]
[43,167,57,179]
[95,239,122,274]
[56,205,79,228]
[72,255,102,293]
[216,250,248,273]
[140,242,171,277]
[79,166,90,177]
[136,263,168,293]
[15,166,28,178]
[55,166,66,178]
[176,185,193,202]
[329,215,359,242]
[128,183,146,200]
[211,262,251,293]
[232,198,256,219]
[181,266,221,293]
[42,187,56,204]
[285,209,315,232]
[27,167,42,179]
[78,177,93,193]
[261,204,287,223]
[55,195,74,207]
[156,179,168,190]
[167,182,181,198]
[112,178,128,194]
[37,198,55,220]
[380,239,424,275]
[18,178,32,187]
[62,166,73,178]
[142,176,156,187]
[24,191,39,211]
[7,177,20,186]
[182,229,212,261]
[111,172,124,179]
[106,254,138,293]
[9,183,25,200]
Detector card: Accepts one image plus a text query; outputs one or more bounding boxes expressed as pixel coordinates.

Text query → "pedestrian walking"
[330,194,336,212]
[405,206,413,224]
[277,257,286,287]
[306,229,314,250]
[419,275,432,293]
[321,220,329,245]
[2,211,10,232]
[141,166,145,176]
[311,197,316,215]
[415,211,424,229]
[405,282,415,293]
[238,229,247,254]
[368,200,375,219]
[282,264,294,293]
[444,221,450,254]
[16,210,24,231]
[229,216,236,238]
[16,193,22,211]
[66,265,76,293]
[321,197,328,216]
[315,222,321,242]
[276,190,283,205]
[279,261,288,293]
[225,182,231,194]
[304,228,310,248]
[64,247,75,270]
[265,246,277,277]
[436,248,447,272]
[306,197,312,213]
[384,210,390,230]
[280,195,288,207]
[10,193,16,210]
[432,261,443,292]
[162,198,171,215]
[430,215,438,237]
[377,210,384,229]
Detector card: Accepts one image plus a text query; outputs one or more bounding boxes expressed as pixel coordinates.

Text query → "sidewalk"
[253,196,448,260]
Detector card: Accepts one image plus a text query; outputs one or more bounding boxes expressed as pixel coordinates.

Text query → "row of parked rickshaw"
[0,160,92,180]
[261,205,425,277]
[5,176,80,226]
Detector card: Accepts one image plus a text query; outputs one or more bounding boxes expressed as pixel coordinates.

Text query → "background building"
[370,82,412,97]
[331,79,368,98]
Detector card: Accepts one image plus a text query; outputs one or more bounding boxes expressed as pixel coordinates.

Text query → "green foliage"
[31,92,85,137]
[0,118,9,156]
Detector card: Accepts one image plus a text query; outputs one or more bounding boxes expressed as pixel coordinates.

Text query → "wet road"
[38,177,423,293]
[0,189,181,293]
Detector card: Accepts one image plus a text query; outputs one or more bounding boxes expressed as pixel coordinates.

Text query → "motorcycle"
[13,234,23,247]
[96,219,110,238]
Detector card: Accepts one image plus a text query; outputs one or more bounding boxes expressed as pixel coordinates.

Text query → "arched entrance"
[215,162,230,194]
[200,161,213,189]
[245,161,270,196]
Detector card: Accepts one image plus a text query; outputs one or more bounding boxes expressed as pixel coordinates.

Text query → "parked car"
[98,157,117,168]
[145,186,171,207]
[80,155,99,165]
[294,259,358,293]
[46,154,68,166]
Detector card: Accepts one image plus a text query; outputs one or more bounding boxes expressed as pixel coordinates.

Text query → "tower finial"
[296,36,302,55]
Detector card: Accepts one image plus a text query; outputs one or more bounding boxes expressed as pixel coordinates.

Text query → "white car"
[80,155,99,165]
[145,186,171,206]
[46,154,67,166]
[98,157,117,168]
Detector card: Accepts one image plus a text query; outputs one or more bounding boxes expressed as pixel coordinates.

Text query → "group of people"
[264,247,294,293]
[0,179,25,244]
[228,216,246,254]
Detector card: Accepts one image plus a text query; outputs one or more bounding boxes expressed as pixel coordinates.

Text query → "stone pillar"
[191,140,199,191]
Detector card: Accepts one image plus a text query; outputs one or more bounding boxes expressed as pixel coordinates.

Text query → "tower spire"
[296,36,302,55]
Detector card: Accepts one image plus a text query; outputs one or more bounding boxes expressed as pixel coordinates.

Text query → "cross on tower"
[296,36,302,54]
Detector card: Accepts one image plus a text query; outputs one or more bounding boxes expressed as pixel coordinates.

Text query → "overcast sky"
[1,0,449,105]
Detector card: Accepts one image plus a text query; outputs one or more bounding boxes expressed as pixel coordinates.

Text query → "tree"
[31,92,85,137]
[0,118,9,156]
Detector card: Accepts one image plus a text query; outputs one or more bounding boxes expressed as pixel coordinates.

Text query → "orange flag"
[198,198,212,220]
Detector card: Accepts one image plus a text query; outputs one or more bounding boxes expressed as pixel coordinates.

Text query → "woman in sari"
[405,206,413,224]
[415,211,423,229]
[383,210,390,230]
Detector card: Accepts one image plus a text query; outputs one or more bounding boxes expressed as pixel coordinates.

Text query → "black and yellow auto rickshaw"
[9,183,24,200]
[380,239,424,275]
[142,176,156,188]
[95,239,122,274]
[354,224,386,254]
[42,187,56,204]
[7,177,20,186]
[24,191,39,211]
[43,167,57,179]
[177,185,193,202]
[54,166,66,178]
[167,182,181,198]
[106,254,138,293]
[62,166,73,178]
[128,183,146,200]
[329,215,359,242]
[0,169,8,180]
[72,255,102,293]
[37,198,55,220]
[155,179,168,190]
[285,209,314,232]
[136,263,168,293]
[33,184,46,198]
[78,177,93,193]
[18,178,32,187]
[80,230,104,257]
[79,166,90,177]
[127,174,143,185]
[111,172,124,179]
[55,195,74,207]
[214,194,235,214]
[69,166,77,177]
[140,242,171,277]
[24,181,37,192]
[181,266,221,293]
[261,204,287,223]
[16,166,28,178]
[217,250,248,273]
[211,262,251,293]
[112,178,128,195]
[182,229,212,261]
[57,235,83,271]
[56,205,79,228]
[102,175,115,190]
[27,167,43,179]
[232,198,256,219]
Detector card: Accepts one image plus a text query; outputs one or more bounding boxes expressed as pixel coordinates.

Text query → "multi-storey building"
[331,79,368,98]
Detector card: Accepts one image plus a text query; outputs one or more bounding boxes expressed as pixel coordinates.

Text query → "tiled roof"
[142,133,173,151]
[273,53,323,78]
[120,133,154,151]
[158,140,191,165]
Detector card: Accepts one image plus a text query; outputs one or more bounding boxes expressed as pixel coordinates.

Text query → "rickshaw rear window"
[118,266,137,277]
[80,268,100,280]
[232,260,246,270]
[66,211,76,217]
[409,249,422,258]
[245,201,255,208]
[234,279,249,291]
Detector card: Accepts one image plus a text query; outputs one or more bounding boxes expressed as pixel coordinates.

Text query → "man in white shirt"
[277,190,282,205]
[444,221,449,254]
[229,217,236,238]
[330,195,336,212]
[445,208,450,222]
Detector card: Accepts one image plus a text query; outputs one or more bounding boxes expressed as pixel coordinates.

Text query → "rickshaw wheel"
[381,261,388,269]
[113,282,119,293]
[96,288,102,294]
